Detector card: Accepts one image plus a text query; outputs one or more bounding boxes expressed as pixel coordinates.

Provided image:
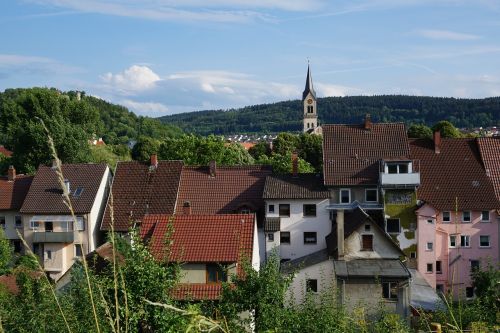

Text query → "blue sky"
[1,0,500,117]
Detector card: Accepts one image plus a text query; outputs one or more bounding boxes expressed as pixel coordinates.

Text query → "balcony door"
[45,221,53,232]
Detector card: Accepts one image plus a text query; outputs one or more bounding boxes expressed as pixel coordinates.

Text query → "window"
[386,219,401,234]
[426,263,433,273]
[481,211,490,222]
[30,220,40,230]
[442,211,451,223]
[339,189,350,204]
[45,250,52,260]
[479,235,490,247]
[307,105,314,113]
[0,216,5,229]
[410,252,417,259]
[303,232,317,244]
[306,279,318,292]
[436,261,442,274]
[365,189,378,202]
[13,240,21,253]
[466,287,474,298]
[15,216,22,228]
[364,224,371,231]
[426,242,433,251]
[382,282,398,300]
[280,231,290,244]
[388,164,398,174]
[75,244,83,257]
[267,233,274,242]
[303,204,317,217]
[449,235,457,248]
[470,260,480,271]
[461,235,470,248]
[462,211,471,222]
[73,187,84,197]
[33,243,40,255]
[436,284,444,294]
[399,164,409,173]
[279,204,290,217]
[427,219,434,224]
[268,204,275,213]
[45,221,53,232]
[76,216,85,231]
[361,234,373,251]
[206,264,227,283]
[387,163,409,174]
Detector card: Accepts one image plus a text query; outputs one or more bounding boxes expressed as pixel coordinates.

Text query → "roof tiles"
[0,175,33,211]
[263,173,330,199]
[477,137,500,204]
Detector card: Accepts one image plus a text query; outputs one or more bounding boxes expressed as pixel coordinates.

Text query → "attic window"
[73,187,84,197]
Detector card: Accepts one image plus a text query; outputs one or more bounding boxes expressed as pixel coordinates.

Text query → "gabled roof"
[171,283,223,301]
[20,164,108,214]
[140,214,255,264]
[322,123,410,186]
[302,64,316,101]
[101,161,183,231]
[410,138,499,210]
[477,137,500,204]
[175,165,272,216]
[263,173,330,199]
[0,145,12,157]
[0,175,33,211]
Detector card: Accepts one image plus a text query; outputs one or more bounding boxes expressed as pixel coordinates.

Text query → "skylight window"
[73,187,84,197]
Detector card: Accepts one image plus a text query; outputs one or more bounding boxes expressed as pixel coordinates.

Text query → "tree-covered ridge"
[158,95,500,135]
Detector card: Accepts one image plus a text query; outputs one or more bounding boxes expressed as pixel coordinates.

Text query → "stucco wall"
[286,259,335,305]
[0,210,22,239]
[344,221,401,260]
[88,166,111,252]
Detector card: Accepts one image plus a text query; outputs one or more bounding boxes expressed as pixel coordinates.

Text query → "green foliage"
[407,124,433,139]
[159,95,500,135]
[158,134,254,166]
[248,141,271,160]
[89,144,131,169]
[257,152,314,173]
[0,229,13,275]
[432,120,464,138]
[131,136,161,162]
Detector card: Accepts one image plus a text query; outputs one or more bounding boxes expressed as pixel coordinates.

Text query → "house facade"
[20,163,111,280]
[0,166,33,253]
[410,133,499,298]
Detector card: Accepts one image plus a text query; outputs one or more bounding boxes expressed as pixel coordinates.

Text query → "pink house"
[410,132,499,299]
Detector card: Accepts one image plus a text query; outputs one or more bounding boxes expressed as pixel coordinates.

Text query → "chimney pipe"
[433,130,441,154]
[209,160,216,177]
[183,201,192,215]
[150,154,158,168]
[364,114,372,130]
[291,151,299,177]
[336,210,344,259]
[7,165,16,181]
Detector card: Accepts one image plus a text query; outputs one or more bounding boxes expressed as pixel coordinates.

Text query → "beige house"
[20,163,111,280]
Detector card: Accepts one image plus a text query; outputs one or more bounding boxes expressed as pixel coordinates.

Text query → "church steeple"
[302,63,318,133]
[302,63,316,101]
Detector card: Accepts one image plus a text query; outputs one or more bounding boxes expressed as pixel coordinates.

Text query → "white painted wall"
[252,217,261,271]
[88,166,111,251]
[286,259,335,305]
[344,221,402,260]
[265,199,331,261]
[0,211,22,239]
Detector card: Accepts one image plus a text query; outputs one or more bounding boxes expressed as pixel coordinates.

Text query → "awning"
[30,216,75,222]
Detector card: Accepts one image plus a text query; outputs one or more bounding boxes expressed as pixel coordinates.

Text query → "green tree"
[248,141,271,159]
[131,136,161,161]
[0,228,13,275]
[432,121,463,138]
[407,124,432,139]
[257,152,314,174]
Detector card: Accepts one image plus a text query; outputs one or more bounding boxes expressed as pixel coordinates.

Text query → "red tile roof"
[322,123,410,186]
[20,164,108,214]
[410,138,499,210]
[0,275,19,294]
[140,214,255,264]
[0,175,33,211]
[171,283,223,301]
[175,165,272,216]
[477,137,500,204]
[101,161,183,232]
[0,145,12,157]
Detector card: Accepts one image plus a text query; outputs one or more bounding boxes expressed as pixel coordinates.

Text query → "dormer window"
[386,162,410,174]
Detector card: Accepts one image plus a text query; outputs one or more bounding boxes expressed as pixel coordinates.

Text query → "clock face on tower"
[307,98,313,105]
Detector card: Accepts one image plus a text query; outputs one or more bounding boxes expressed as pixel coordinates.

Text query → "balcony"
[379,160,420,188]
[33,232,74,243]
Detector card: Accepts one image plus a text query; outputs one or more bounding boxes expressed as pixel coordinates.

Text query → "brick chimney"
[209,160,216,178]
[7,165,16,181]
[364,114,372,130]
[150,154,158,168]
[433,130,441,154]
[291,151,299,177]
[183,201,192,215]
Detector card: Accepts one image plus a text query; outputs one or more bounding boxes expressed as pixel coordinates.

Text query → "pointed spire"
[302,62,316,101]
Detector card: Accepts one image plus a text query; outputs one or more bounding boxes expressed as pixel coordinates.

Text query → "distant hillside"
[158,95,500,135]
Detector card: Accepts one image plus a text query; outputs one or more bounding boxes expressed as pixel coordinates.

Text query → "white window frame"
[76,216,85,231]
[426,242,433,251]
[268,204,275,213]
[481,210,490,222]
[365,189,378,202]
[339,189,351,204]
[74,244,83,257]
[442,211,451,223]
[460,235,470,248]
[479,235,490,248]
[30,220,40,230]
[45,250,52,260]
[426,263,433,273]
[267,233,274,242]
[449,235,457,248]
[462,211,471,223]
[382,282,398,300]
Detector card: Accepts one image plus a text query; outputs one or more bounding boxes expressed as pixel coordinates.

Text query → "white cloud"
[0,53,83,75]
[121,99,170,115]
[415,29,481,41]
[315,83,367,97]
[101,65,161,94]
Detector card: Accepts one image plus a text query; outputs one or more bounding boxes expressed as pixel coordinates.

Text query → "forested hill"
[158,95,500,135]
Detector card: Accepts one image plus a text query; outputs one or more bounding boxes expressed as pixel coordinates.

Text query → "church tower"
[302,64,318,133]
